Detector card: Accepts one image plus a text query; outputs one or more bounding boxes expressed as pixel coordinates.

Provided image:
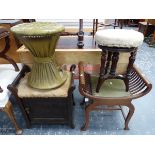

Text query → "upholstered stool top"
[11,22,67,90]
[95,29,144,48]
[11,22,64,36]
[0,64,23,108]
[17,71,71,98]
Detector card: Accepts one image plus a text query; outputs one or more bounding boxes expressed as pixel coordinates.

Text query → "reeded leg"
[109,52,119,76]
[105,52,112,74]
[96,51,107,92]
[124,103,135,130]
[3,101,22,135]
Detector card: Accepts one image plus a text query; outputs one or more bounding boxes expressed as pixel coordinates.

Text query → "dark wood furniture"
[92,19,118,37]
[60,19,84,48]
[116,19,141,29]
[0,27,19,71]
[0,20,23,48]
[0,27,19,92]
[96,45,137,93]
[78,62,152,131]
[77,19,84,48]
[144,19,155,45]
[8,64,76,129]
[138,21,155,37]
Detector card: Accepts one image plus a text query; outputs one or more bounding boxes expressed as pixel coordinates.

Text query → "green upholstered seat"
[18,71,71,98]
[91,76,131,98]
[11,22,64,36]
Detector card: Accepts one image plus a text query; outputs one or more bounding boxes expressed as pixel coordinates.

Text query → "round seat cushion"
[11,22,65,36]
[95,29,144,48]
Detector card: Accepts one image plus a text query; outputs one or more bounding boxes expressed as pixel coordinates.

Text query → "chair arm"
[7,64,31,91]
[133,65,152,86]
[78,61,85,86]
[129,66,152,99]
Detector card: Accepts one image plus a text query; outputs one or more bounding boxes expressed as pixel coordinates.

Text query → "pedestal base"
[28,62,67,89]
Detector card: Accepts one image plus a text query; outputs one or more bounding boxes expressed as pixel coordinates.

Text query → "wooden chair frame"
[78,61,152,131]
[0,101,22,134]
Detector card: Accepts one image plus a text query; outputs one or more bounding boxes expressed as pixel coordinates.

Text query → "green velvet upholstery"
[11,22,64,36]
[11,22,67,89]
[18,71,71,98]
[91,76,131,98]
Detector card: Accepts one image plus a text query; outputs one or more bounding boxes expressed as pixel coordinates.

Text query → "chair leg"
[81,105,91,131]
[3,101,22,135]
[124,103,135,130]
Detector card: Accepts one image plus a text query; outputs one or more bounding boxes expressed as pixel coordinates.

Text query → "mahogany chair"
[0,26,19,92]
[78,61,152,131]
[0,27,19,71]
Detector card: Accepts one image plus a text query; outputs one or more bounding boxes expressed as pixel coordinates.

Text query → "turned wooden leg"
[110,52,119,76]
[105,51,112,74]
[3,101,22,135]
[96,50,107,92]
[124,103,135,130]
[92,19,95,37]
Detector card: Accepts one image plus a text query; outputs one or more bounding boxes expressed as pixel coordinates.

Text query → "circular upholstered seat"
[95,29,144,48]
[11,22,66,89]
